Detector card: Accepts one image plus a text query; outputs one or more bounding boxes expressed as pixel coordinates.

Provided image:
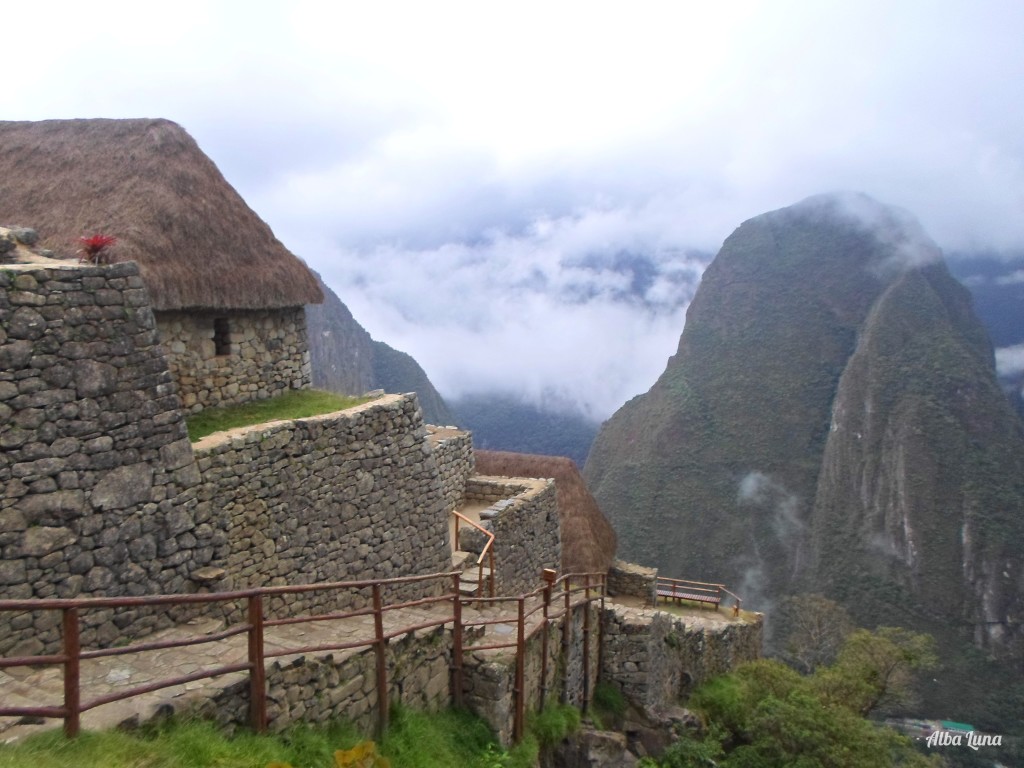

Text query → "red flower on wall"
[78,233,118,264]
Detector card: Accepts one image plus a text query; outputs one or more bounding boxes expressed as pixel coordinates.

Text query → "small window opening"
[213,317,232,356]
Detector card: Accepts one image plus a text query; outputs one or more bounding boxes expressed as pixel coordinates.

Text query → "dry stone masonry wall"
[425,425,473,512]
[462,599,602,746]
[157,308,311,414]
[464,476,560,595]
[0,259,763,741]
[601,605,763,713]
[194,393,452,615]
[0,262,214,655]
[607,560,657,605]
[0,261,456,654]
[204,626,453,735]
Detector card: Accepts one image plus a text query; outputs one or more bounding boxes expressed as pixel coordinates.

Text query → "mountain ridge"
[584,194,1024,672]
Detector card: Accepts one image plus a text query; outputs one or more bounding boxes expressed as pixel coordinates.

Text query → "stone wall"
[425,425,473,512]
[195,393,452,616]
[601,605,763,714]
[607,560,657,604]
[0,261,461,654]
[0,262,214,654]
[157,307,311,414]
[462,598,602,746]
[204,625,453,735]
[2,391,453,654]
[463,476,560,595]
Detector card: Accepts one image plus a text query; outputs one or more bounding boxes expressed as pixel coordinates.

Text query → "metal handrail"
[451,510,496,597]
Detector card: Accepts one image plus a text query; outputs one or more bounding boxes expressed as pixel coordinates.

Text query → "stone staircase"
[450,505,500,598]
[451,550,493,597]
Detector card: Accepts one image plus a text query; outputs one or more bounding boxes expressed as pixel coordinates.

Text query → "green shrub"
[528,702,581,748]
[590,681,628,730]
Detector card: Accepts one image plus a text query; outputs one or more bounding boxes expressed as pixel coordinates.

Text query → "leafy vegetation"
[774,594,854,674]
[185,389,369,441]
[641,626,942,767]
[815,627,937,717]
[591,680,628,731]
[269,739,390,768]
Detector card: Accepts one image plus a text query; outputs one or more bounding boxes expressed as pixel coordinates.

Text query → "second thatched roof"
[474,450,617,575]
[0,118,322,311]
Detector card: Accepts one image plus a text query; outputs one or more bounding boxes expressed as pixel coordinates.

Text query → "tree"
[661,628,944,767]
[775,594,854,674]
[814,627,938,717]
[681,658,942,767]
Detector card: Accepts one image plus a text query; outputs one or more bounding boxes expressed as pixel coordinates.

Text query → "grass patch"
[592,681,628,722]
[528,701,581,749]
[186,389,371,441]
[0,718,356,768]
[0,708,504,768]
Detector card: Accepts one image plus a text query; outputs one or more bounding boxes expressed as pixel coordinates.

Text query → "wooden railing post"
[582,575,591,713]
[62,607,80,739]
[372,583,389,738]
[451,510,497,597]
[561,576,571,704]
[247,594,267,732]
[514,595,526,743]
[488,549,496,597]
[597,574,606,686]
[451,573,464,708]
[539,568,556,711]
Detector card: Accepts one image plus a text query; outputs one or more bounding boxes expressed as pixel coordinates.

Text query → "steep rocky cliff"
[305,273,453,425]
[584,194,1024,667]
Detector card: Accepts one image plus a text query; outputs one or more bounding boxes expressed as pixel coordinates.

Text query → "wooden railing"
[460,570,606,743]
[0,571,461,739]
[451,510,496,597]
[655,576,743,616]
[0,569,606,745]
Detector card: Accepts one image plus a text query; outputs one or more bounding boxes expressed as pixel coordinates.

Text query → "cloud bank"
[7,1,1024,417]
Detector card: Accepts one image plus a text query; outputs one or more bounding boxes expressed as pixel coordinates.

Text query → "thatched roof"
[0,118,322,311]
[474,450,617,575]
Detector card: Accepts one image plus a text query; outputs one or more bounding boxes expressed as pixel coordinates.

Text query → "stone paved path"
[0,597,537,744]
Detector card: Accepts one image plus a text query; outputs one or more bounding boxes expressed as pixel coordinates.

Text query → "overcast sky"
[8,1,1024,417]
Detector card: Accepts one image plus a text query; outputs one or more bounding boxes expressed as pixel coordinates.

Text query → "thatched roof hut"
[474,450,617,575]
[0,118,322,310]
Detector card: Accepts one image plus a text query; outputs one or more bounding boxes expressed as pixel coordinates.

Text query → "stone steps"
[453,550,492,596]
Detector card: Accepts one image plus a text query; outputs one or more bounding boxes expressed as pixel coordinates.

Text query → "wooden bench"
[654,578,743,616]
[656,579,723,611]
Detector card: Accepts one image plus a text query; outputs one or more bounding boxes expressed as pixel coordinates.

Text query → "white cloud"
[996,345,1024,378]
[317,207,704,418]
[996,271,1024,286]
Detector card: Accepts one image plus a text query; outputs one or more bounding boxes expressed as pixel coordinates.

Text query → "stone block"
[17,490,86,525]
[74,359,118,398]
[21,525,76,556]
[91,463,154,510]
